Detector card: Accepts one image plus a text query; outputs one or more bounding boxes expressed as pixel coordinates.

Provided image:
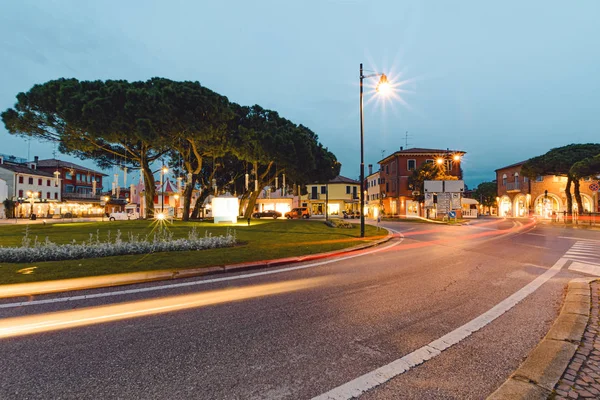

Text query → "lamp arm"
[361,73,384,79]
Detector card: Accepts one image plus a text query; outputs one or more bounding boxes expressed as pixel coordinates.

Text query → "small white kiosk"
[212,195,239,224]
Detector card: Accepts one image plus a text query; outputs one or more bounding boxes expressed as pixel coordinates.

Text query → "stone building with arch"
[496,160,599,219]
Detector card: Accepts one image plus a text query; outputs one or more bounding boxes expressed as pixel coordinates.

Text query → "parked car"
[252,210,282,219]
[109,211,139,221]
[285,207,310,219]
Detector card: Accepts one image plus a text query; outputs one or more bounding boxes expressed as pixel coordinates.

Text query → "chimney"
[400,146,403,151]
[0,156,3,165]
[34,156,39,163]
[368,164,373,175]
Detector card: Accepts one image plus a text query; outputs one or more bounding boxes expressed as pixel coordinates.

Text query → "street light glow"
[161,166,169,174]
[436,158,444,165]
[376,74,391,95]
[453,155,461,161]
[156,212,166,220]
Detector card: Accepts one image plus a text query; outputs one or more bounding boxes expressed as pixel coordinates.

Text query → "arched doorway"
[534,193,561,219]
[499,195,512,217]
[573,194,593,214]
[513,194,528,217]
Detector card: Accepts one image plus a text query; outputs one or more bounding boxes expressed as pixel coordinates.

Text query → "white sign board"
[212,196,239,223]
[424,181,443,193]
[444,180,465,193]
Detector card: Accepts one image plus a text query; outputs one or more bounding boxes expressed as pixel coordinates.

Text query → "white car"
[109,211,139,221]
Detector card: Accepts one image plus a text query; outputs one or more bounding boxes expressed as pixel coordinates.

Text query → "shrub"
[324,219,354,229]
[0,225,237,263]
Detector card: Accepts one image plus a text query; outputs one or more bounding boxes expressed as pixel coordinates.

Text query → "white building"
[0,178,8,218]
[0,155,62,218]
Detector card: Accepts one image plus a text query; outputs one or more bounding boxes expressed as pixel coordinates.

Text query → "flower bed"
[0,226,237,263]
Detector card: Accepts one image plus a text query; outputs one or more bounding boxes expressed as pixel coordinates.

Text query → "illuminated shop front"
[513,194,529,217]
[499,196,512,217]
[534,193,561,219]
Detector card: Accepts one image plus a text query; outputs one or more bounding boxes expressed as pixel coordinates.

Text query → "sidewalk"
[553,281,600,399]
[488,278,598,399]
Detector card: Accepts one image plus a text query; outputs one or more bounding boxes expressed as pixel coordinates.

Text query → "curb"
[487,277,598,400]
[0,230,394,299]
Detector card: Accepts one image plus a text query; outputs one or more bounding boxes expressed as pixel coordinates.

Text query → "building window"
[65,172,72,179]
[386,183,389,191]
[28,177,33,184]
[426,159,433,164]
[536,176,543,182]
[502,174,507,186]
[523,176,529,183]
[320,186,326,194]
[346,186,350,194]
[407,159,416,171]
[18,190,23,198]
[47,179,51,186]
[445,160,453,171]
[54,193,58,200]
[386,165,389,174]
[46,192,50,199]
[38,178,42,185]
[18,176,23,184]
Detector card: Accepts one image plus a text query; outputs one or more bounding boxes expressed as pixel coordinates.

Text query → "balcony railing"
[62,192,101,200]
[506,182,521,191]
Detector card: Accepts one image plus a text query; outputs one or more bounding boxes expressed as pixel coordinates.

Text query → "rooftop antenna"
[405,131,411,149]
[381,149,386,159]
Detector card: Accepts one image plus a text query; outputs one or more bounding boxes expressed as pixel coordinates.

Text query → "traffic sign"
[448,211,456,218]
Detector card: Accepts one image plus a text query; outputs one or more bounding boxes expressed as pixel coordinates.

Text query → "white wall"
[0,178,8,218]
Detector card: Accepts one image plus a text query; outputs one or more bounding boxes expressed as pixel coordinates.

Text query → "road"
[1,218,599,399]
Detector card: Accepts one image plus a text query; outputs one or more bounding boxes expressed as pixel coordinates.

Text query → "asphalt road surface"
[1,218,599,399]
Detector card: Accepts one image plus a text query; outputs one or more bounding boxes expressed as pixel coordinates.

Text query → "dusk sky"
[1,0,599,188]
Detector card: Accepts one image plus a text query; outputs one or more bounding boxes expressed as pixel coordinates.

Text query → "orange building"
[496,161,599,218]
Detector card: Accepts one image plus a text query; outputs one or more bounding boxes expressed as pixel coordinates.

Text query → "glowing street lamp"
[359,63,391,237]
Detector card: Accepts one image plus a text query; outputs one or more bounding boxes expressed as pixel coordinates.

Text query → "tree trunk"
[238,190,251,216]
[565,176,573,222]
[244,187,263,219]
[140,157,155,219]
[573,178,583,215]
[181,175,197,221]
[191,189,210,219]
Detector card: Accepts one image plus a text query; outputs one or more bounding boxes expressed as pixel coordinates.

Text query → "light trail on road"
[0,278,326,339]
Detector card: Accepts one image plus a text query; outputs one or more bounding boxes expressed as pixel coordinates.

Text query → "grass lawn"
[0,219,386,284]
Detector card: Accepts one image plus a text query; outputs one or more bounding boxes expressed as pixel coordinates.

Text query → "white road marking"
[312,252,571,399]
[569,261,600,276]
[0,231,405,310]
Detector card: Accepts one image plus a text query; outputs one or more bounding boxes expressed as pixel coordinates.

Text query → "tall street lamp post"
[359,63,391,237]
[160,166,168,214]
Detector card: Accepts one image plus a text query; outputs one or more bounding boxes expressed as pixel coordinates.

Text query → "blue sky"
[1,0,599,188]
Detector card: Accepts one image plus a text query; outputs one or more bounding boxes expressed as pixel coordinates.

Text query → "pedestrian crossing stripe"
[567,241,600,276]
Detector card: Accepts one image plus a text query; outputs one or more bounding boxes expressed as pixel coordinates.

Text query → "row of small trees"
[1,78,341,219]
